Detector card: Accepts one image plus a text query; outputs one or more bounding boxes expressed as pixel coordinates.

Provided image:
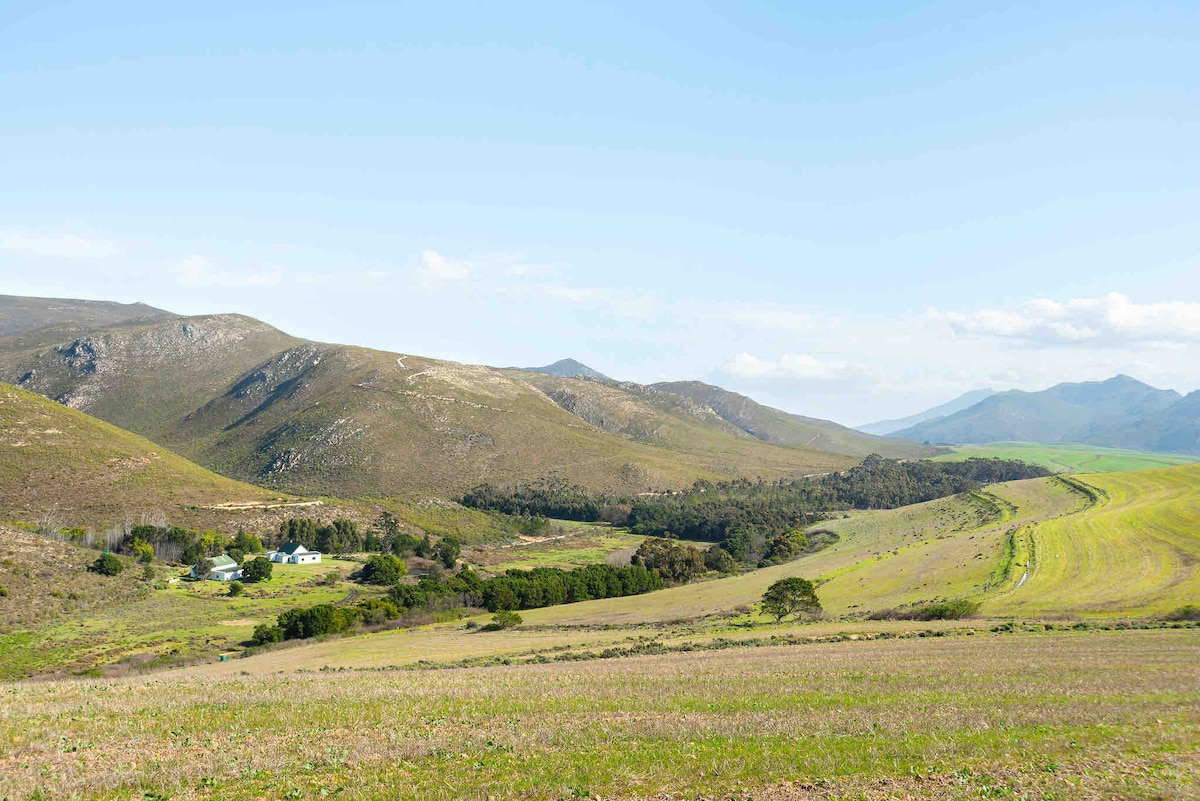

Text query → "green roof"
[209,554,237,569]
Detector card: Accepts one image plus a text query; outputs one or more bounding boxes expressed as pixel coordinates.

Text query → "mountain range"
[894,375,1200,454]
[857,389,997,436]
[0,294,934,500]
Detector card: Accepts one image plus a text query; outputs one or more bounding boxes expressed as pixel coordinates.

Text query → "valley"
[1,295,1198,800]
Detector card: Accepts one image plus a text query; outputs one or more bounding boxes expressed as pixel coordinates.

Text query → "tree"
[760,577,821,623]
[228,580,244,597]
[241,556,273,583]
[360,554,405,585]
[193,557,214,579]
[435,537,461,569]
[703,545,738,574]
[89,553,124,576]
[233,530,264,554]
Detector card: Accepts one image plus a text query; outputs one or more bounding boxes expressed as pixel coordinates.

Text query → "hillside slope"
[180,345,856,497]
[0,382,291,528]
[895,375,1183,447]
[653,380,937,458]
[987,465,1200,617]
[0,304,867,498]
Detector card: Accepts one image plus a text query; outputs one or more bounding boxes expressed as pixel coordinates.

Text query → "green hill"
[0,382,294,529]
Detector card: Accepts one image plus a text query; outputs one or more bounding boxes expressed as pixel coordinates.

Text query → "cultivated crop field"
[988,464,1200,617]
[2,629,1196,800]
[932,441,1199,474]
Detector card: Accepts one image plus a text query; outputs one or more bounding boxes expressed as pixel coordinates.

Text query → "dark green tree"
[760,577,821,623]
[242,557,273,583]
[435,537,461,569]
[360,554,406,585]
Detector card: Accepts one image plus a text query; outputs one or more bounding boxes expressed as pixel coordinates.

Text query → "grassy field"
[987,464,1200,618]
[0,544,373,681]
[467,520,644,572]
[2,629,1196,800]
[933,441,1199,474]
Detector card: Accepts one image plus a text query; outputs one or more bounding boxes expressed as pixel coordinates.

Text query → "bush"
[241,556,273,583]
[485,609,523,630]
[0,585,7,597]
[142,564,156,581]
[703,545,738,574]
[1162,604,1200,622]
[228,581,244,597]
[869,599,980,621]
[89,553,124,576]
[251,624,284,645]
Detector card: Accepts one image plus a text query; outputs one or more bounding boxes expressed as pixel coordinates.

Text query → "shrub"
[484,609,523,631]
[869,599,980,621]
[0,585,7,597]
[89,553,124,576]
[251,624,284,645]
[1162,604,1200,622]
[703,545,738,574]
[228,581,244,597]
[142,564,157,581]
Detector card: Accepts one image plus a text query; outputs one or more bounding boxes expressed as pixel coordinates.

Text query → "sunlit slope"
[0,382,285,527]
[522,478,1085,625]
[986,464,1200,617]
[181,345,856,497]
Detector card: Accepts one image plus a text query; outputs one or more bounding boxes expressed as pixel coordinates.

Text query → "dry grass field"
[2,629,1196,800]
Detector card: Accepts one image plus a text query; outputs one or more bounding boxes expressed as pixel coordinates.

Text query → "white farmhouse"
[268,541,322,564]
[192,554,243,582]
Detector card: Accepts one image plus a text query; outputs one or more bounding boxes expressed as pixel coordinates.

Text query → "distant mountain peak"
[522,358,611,381]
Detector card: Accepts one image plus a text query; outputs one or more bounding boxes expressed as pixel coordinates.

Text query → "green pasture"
[933,441,1199,474]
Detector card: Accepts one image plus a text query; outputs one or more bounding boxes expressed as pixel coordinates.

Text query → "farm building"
[192,554,243,582]
[268,542,322,564]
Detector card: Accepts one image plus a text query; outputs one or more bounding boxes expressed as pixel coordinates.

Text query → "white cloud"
[177,255,284,287]
[934,292,1200,345]
[413,250,471,290]
[720,352,852,381]
[0,229,116,259]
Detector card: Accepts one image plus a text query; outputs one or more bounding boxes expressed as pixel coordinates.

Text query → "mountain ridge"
[895,374,1196,453]
[857,388,997,436]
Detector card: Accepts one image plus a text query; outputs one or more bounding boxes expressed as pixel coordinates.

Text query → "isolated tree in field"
[89,553,124,576]
[241,556,273,583]
[760,577,821,623]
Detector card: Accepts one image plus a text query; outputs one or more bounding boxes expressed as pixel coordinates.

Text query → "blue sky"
[2,1,1198,424]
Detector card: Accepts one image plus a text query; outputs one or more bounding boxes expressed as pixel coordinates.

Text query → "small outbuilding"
[192,554,244,582]
[268,542,322,565]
